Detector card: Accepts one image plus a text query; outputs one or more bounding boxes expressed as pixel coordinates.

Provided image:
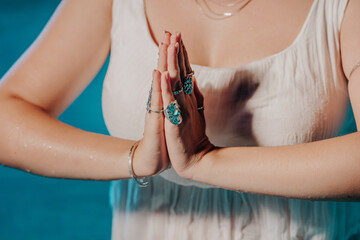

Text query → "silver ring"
[197,106,204,111]
[147,107,164,113]
[186,70,194,77]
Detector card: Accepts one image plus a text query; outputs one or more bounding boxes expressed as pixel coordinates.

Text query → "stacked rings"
[146,71,197,125]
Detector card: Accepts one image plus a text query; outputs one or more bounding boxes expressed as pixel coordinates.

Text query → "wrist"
[132,139,169,177]
[179,142,218,180]
[132,141,154,177]
[127,140,150,187]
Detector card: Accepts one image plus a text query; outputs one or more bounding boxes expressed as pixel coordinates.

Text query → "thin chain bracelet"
[128,140,150,187]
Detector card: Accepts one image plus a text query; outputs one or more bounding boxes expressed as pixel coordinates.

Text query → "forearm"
[0,95,147,180]
[189,133,360,200]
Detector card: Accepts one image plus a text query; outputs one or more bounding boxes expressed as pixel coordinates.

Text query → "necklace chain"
[195,0,252,20]
[208,0,247,7]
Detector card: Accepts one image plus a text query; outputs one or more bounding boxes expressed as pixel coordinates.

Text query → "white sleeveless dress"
[102,0,360,239]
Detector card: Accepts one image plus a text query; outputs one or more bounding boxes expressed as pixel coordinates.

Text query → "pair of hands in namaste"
[135,31,215,180]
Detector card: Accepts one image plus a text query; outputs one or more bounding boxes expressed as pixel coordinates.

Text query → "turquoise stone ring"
[183,76,194,95]
[164,100,182,125]
[172,88,183,95]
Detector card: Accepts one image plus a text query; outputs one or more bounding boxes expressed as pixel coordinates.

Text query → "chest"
[144,0,315,68]
[103,0,349,147]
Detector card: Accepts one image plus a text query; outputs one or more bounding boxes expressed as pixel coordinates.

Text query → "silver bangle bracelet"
[128,140,150,187]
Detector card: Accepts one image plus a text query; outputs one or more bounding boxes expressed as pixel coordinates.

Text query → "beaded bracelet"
[128,140,150,187]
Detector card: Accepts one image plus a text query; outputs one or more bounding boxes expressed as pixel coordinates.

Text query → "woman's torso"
[102,0,360,239]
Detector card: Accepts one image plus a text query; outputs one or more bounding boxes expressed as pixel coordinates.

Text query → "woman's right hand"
[132,31,172,177]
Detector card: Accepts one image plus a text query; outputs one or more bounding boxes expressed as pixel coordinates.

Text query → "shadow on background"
[0,0,112,239]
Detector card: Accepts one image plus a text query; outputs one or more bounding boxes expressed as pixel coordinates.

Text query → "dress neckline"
[141,0,318,72]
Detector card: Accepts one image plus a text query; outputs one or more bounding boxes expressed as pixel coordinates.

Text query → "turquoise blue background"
[0,0,112,239]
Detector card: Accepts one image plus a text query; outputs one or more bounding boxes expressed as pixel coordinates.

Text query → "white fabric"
[102,0,360,239]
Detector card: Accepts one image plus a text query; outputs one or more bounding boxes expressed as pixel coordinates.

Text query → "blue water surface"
[0,0,112,239]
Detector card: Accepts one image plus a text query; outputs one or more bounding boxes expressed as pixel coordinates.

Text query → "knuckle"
[169,70,178,79]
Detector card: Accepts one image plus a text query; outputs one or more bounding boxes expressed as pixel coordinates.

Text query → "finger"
[170,32,178,45]
[167,42,185,102]
[161,71,180,127]
[157,31,172,72]
[193,76,204,106]
[145,70,164,135]
[193,76,204,116]
[163,30,171,44]
[177,33,187,81]
[181,38,193,74]
[162,71,188,128]
[161,71,175,109]
[177,37,197,108]
[150,70,164,114]
[169,32,181,83]
[157,42,169,73]
[187,75,197,106]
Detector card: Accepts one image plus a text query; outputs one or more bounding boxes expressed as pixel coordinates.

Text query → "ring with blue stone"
[172,88,183,95]
[183,75,194,95]
[164,100,182,125]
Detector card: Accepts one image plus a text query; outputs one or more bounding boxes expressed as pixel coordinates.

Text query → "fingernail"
[164,30,170,34]
[176,32,181,38]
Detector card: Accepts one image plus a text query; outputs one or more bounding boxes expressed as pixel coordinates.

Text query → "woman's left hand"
[160,33,215,179]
